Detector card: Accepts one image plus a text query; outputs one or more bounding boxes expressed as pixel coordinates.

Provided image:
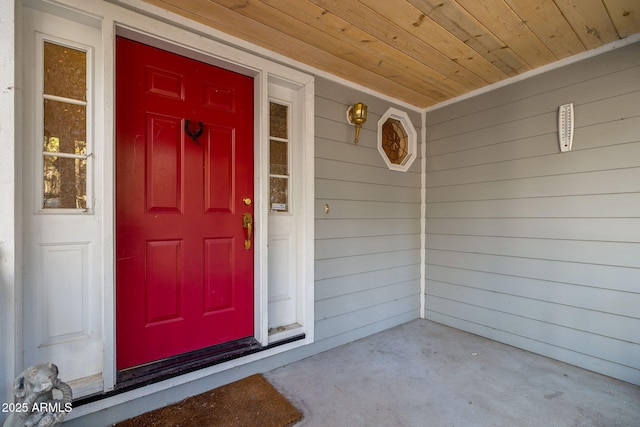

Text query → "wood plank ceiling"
[142,0,640,108]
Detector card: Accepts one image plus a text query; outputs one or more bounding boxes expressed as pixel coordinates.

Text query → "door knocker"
[185,119,204,144]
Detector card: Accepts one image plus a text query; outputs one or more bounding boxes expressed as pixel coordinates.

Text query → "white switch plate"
[558,103,574,152]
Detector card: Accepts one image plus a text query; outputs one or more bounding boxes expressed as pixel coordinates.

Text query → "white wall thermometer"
[558,103,574,152]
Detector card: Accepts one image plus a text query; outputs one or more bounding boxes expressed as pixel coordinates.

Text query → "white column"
[0,0,21,420]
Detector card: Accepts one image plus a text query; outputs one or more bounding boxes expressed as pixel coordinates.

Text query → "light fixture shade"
[349,103,367,123]
[347,102,368,143]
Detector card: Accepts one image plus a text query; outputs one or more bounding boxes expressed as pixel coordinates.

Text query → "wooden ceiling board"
[244,0,465,99]
[554,0,620,49]
[405,0,528,76]
[145,0,438,106]
[310,0,491,92]
[503,0,586,58]
[356,1,504,85]
[604,0,640,38]
[456,0,559,67]
[212,0,445,98]
[140,0,640,108]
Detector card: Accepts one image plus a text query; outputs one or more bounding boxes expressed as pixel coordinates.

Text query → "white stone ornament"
[3,363,72,427]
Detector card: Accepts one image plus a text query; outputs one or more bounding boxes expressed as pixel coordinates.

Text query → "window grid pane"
[44,41,87,101]
[270,177,288,207]
[44,100,86,154]
[43,156,87,209]
[269,102,288,139]
[270,139,288,175]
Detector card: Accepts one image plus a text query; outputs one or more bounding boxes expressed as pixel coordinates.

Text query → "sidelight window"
[40,39,91,210]
[269,101,291,213]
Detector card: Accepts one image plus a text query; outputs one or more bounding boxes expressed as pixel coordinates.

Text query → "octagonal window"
[377,108,417,172]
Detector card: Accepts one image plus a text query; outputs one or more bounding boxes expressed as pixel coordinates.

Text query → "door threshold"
[116,337,263,391]
[73,334,304,407]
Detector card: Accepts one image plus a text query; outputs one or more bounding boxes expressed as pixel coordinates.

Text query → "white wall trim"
[424,33,640,113]
[0,1,21,417]
[419,110,426,319]
[100,13,117,393]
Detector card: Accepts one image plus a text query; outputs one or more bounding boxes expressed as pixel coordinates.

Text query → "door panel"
[116,37,254,370]
[204,125,234,212]
[146,114,183,212]
[145,240,182,325]
[204,238,234,312]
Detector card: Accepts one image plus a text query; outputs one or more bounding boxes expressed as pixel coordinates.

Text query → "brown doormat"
[115,374,302,427]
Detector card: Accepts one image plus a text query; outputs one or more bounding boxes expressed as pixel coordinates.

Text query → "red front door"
[115,37,254,370]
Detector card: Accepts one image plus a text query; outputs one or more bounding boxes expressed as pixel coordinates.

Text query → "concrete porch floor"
[265,320,639,426]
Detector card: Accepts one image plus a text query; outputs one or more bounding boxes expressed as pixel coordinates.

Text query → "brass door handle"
[242,212,253,249]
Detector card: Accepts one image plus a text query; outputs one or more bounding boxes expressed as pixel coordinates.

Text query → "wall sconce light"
[347,102,368,144]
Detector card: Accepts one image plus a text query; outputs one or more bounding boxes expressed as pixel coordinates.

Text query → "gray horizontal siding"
[425,41,640,386]
[316,264,420,300]
[316,178,420,203]
[427,140,640,186]
[426,218,640,244]
[427,193,640,218]
[426,249,639,295]
[427,264,639,319]
[313,77,422,343]
[426,44,640,127]
[316,295,420,340]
